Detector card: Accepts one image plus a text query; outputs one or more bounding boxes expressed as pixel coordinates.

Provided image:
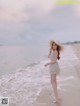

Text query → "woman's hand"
[44,60,56,67]
[44,63,50,67]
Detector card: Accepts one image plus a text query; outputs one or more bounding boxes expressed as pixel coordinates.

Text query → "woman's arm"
[48,47,52,58]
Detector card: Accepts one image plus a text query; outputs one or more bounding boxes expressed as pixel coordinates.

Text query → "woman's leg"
[50,74,59,101]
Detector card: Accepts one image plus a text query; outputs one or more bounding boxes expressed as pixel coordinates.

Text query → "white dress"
[49,51,60,75]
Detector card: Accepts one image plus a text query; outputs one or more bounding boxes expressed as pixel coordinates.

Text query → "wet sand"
[34,44,80,106]
[72,43,80,78]
[72,43,80,58]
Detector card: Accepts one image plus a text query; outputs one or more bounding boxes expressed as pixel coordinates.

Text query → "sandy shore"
[34,44,80,106]
[72,43,80,77]
[72,43,80,59]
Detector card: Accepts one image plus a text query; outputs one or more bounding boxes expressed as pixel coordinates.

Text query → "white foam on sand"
[0,45,80,106]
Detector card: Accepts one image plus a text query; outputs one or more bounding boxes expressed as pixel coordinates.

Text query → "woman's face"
[52,42,57,50]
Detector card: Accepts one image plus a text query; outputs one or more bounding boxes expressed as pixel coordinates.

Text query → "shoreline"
[0,44,80,106]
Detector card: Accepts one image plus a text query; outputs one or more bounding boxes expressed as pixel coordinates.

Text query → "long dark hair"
[57,45,60,60]
[51,42,60,60]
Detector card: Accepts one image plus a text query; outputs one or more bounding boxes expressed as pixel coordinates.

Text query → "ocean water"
[0,45,80,106]
[0,45,48,76]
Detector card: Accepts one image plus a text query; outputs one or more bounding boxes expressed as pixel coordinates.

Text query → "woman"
[44,39,63,103]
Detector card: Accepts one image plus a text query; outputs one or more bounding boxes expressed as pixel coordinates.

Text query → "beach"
[72,43,80,58]
[72,43,80,78]
[0,44,80,106]
[0,0,80,106]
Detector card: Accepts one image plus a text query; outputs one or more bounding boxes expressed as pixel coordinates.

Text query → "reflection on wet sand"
[34,87,62,106]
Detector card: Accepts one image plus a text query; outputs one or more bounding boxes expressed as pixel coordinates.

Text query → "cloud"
[0,0,28,22]
[0,3,80,45]
[73,4,80,17]
[0,0,56,23]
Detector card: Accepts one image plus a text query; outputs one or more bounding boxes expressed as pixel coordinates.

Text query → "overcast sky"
[0,0,80,46]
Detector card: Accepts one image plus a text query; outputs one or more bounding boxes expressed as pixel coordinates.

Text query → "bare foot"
[50,94,62,104]
[53,96,62,104]
[53,98,59,103]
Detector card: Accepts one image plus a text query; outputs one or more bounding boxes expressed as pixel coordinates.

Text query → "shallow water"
[0,45,48,75]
